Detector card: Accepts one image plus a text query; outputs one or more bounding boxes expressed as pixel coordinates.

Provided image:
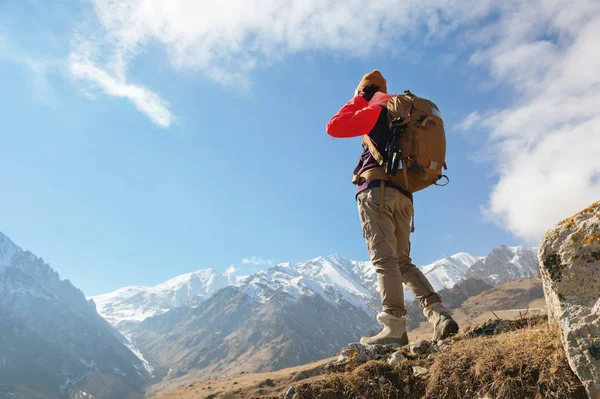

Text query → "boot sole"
[360,337,409,347]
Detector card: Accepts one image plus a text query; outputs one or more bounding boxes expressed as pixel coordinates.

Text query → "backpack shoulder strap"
[362,135,385,166]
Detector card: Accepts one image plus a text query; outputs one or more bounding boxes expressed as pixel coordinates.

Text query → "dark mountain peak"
[465,246,538,285]
[0,231,150,398]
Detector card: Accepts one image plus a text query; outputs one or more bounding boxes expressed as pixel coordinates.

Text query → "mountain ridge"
[93,247,536,334]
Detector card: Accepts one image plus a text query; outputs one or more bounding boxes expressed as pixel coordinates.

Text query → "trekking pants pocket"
[357,189,394,257]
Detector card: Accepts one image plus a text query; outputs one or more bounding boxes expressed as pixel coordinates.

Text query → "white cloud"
[460,0,600,241]
[241,257,273,266]
[458,111,482,131]
[70,0,496,125]
[224,265,236,276]
[69,53,173,127]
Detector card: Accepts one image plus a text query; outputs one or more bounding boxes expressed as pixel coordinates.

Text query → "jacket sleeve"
[326,95,383,138]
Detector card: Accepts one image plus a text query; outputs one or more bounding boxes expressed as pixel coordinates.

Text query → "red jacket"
[326,92,413,201]
[326,92,395,138]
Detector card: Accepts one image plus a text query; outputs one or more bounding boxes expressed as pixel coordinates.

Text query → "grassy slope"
[286,316,586,399]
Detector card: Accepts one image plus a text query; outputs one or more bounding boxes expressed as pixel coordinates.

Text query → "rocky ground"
[153,314,587,399]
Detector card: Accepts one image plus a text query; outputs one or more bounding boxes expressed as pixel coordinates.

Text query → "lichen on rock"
[538,200,600,399]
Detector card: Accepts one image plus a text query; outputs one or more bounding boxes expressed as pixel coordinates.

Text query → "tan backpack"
[361,90,448,193]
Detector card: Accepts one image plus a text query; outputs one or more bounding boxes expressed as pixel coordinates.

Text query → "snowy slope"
[91,269,229,332]
[422,252,483,291]
[241,255,374,312]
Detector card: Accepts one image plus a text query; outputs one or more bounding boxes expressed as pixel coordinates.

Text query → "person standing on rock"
[326,70,458,346]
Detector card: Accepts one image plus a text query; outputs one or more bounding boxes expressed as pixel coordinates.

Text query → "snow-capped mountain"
[92,255,379,334]
[132,262,378,384]
[0,232,150,399]
[242,255,374,310]
[465,246,538,285]
[94,247,536,335]
[422,252,483,291]
[91,268,232,333]
[92,254,372,332]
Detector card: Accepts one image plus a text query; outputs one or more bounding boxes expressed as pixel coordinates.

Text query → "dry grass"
[260,316,586,399]
[461,313,547,338]
[426,324,586,399]
[290,361,425,399]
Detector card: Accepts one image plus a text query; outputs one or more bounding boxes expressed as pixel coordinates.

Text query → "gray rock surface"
[538,200,600,399]
[387,351,406,366]
[326,342,398,370]
[409,338,431,355]
[412,366,429,378]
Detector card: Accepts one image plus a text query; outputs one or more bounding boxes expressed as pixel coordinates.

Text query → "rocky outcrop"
[538,200,600,399]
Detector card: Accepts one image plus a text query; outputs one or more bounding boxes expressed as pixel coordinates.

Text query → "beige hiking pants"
[357,186,441,318]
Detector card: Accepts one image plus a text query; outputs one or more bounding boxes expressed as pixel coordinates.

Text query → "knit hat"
[356,70,387,94]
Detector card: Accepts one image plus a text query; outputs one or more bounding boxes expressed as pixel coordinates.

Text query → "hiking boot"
[423,302,459,342]
[360,312,408,347]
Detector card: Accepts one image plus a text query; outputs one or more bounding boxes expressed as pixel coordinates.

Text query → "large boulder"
[538,200,600,399]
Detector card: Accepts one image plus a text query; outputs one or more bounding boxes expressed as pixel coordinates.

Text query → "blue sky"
[1,0,599,296]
